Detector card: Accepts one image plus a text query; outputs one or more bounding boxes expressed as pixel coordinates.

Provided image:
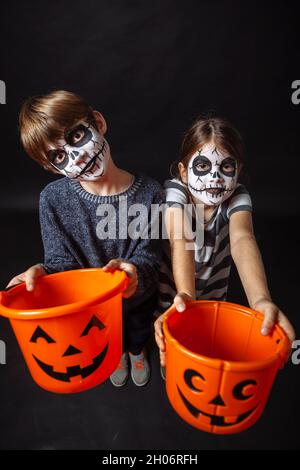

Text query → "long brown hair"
[170,116,245,179]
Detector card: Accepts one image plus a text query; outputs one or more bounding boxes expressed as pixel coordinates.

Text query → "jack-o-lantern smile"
[177,386,257,427]
[177,369,258,427]
[32,344,108,382]
[30,315,108,382]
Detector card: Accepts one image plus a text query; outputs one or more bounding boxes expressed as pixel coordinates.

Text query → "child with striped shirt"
[155,116,295,370]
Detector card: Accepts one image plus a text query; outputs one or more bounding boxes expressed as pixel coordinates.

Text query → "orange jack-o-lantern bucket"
[0,268,128,394]
[163,300,290,435]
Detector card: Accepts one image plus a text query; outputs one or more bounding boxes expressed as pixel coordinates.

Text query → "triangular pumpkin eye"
[81,315,106,337]
[30,326,56,343]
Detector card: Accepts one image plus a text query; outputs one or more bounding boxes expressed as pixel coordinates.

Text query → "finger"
[118,262,136,279]
[155,332,166,352]
[102,259,120,272]
[122,281,138,298]
[103,260,137,280]
[122,290,135,299]
[174,294,186,313]
[123,277,138,293]
[278,313,296,344]
[160,350,166,367]
[154,317,164,338]
[6,273,26,288]
[155,327,166,347]
[127,279,138,291]
[261,308,277,335]
[25,267,40,292]
[6,279,19,289]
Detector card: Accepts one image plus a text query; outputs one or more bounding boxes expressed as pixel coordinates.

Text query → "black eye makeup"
[47,149,69,170]
[220,157,237,177]
[65,124,93,148]
[191,155,212,176]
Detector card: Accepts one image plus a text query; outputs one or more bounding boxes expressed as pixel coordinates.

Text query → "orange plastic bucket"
[0,268,128,394]
[163,300,290,434]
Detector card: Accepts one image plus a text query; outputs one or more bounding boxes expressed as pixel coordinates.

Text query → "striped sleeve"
[226,184,253,219]
[163,179,189,208]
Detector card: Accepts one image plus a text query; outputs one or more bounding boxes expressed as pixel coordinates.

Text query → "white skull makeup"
[47,122,109,181]
[187,144,238,206]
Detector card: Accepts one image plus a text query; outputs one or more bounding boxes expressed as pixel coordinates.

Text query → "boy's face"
[47,122,109,180]
[186,143,238,206]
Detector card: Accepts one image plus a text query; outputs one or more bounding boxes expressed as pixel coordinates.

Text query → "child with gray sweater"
[7,90,162,387]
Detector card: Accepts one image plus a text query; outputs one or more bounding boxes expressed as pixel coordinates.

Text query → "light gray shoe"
[129,350,150,387]
[110,352,129,387]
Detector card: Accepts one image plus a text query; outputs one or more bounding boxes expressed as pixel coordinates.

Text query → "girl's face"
[184,143,238,206]
[47,121,110,181]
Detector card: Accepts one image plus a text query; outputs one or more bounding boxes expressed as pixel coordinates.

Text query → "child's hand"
[253,298,295,344]
[154,311,168,367]
[154,292,194,366]
[102,259,138,298]
[6,263,47,292]
[173,292,194,312]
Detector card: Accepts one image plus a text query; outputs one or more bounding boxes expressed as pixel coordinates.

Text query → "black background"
[0,0,299,450]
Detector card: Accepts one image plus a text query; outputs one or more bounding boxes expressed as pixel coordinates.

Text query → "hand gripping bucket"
[163,300,290,434]
[0,268,128,393]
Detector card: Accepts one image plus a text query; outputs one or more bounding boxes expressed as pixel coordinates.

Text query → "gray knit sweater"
[39,174,163,309]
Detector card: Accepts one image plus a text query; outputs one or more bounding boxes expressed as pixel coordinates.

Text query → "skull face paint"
[187,144,238,206]
[47,122,109,181]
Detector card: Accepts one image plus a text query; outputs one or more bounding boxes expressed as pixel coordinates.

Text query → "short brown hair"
[19,90,97,172]
[171,116,245,179]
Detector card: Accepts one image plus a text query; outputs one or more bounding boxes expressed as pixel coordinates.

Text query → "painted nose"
[212,170,221,178]
[209,394,226,406]
[62,345,82,357]
[70,150,80,160]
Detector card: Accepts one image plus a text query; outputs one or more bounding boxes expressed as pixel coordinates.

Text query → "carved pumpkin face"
[176,367,260,429]
[166,358,278,434]
[29,315,108,382]
[2,268,126,394]
[166,350,279,434]
[11,301,122,393]
[163,300,288,434]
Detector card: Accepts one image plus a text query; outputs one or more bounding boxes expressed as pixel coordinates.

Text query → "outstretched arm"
[229,210,295,343]
[154,206,195,366]
[166,206,196,306]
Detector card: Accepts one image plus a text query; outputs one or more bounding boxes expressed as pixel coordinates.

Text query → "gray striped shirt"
[158,179,253,312]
